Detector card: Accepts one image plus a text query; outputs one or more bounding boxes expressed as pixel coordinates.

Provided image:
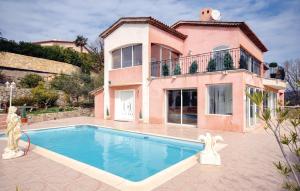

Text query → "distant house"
[32,39,90,53]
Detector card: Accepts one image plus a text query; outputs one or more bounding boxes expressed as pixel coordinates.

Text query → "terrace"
[0,117,283,191]
[150,47,269,78]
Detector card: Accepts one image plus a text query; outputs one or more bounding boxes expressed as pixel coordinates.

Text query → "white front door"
[115,90,135,121]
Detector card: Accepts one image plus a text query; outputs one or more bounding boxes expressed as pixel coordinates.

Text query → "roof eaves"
[100,17,187,40]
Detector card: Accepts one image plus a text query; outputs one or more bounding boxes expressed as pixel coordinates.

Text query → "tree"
[31,82,58,109]
[74,35,88,53]
[88,38,104,73]
[284,59,300,105]
[247,92,300,190]
[51,72,95,104]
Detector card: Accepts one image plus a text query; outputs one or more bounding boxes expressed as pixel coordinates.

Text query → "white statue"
[198,133,223,165]
[2,106,24,159]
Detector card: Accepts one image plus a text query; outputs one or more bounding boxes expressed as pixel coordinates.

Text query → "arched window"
[112,44,142,69]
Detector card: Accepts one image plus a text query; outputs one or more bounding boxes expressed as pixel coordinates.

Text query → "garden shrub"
[189,61,198,74]
[51,72,95,104]
[31,83,58,109]
[20,73,44,88]
[0,39,93,73]
[12,96,35,106]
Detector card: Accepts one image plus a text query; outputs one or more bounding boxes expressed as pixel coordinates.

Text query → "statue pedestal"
[198,133,223,166]
[199,152,221,165]
[2,147,24,160]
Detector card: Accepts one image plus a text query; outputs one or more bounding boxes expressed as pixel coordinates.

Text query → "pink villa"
[92,8,286,132]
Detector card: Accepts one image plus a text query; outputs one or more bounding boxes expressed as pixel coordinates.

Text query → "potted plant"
[106,108,111,119]
[207,58,216,72]
[173,64,181,75]
[223,52,234,70]
[269,62,278,78]
[162,63,169,76]
[189,60,198,74]
[20,105,28,123]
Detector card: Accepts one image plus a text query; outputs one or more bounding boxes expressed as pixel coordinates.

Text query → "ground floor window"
[207,84,232,115]
[263,91,277,117]
[167,89,197,125]
[246,86,261,127]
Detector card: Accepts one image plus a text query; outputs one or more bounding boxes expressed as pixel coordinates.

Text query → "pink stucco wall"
[109,66,142,86]
[149,25,184,54]
[149,71,246,132]
[94,90,104,119]
[176,26,240,56]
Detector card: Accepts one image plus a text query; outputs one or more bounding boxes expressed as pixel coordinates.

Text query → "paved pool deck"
[0,117,283,191]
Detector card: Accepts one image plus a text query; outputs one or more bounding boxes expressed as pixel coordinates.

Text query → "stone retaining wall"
[0,86,31,103]
[28,108,93,123]
[0,52,80,75]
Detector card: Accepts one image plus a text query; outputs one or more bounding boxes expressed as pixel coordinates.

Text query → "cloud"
[0,0,299,63]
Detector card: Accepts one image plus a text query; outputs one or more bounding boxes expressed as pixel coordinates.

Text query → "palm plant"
[74,35,88,53]
[246,91,300,190]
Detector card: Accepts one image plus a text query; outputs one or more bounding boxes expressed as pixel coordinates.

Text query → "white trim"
[114,89,135,121]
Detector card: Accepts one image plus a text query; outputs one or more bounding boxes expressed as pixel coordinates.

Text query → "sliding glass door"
[167,89,197,125]
[246,86,260,128]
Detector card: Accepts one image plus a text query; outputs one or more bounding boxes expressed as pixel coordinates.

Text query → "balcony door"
[167,89,197,125]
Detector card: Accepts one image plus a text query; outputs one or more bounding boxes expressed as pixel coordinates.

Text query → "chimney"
[200,8,213,21]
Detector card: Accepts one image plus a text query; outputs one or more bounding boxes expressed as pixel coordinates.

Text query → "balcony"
[150,48,261,77]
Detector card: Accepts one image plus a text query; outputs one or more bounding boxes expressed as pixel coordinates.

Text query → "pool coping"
[16,124,227,191]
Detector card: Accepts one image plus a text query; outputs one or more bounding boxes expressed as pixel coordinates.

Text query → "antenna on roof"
[211,9,221,21]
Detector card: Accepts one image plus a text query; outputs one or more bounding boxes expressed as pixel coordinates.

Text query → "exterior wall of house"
[149,70,246,132]
[108,85,142,121]
[109,66,143,86]
[238,29,263,61]
[103,23,150,122]
[94,90,104,119]
[149,25,184,54]
[175,26,240,56]
[94,19,285,132]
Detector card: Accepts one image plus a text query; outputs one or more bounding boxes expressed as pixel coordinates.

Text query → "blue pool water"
[21,125,204,181]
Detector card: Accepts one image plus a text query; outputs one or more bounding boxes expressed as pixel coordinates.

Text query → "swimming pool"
[21,125,204,182]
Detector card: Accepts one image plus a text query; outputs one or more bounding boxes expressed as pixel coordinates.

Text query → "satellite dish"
[211,9,221,21]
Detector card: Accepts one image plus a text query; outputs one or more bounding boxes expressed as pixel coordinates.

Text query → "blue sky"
[0,0,299,63]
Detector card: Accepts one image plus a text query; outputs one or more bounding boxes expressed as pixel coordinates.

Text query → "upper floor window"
[112,44,142,69]
[240,48,261,75]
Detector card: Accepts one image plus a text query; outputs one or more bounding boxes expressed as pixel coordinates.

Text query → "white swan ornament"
[198,133,223,165]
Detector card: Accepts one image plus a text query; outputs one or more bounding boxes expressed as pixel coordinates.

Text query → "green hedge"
[0,39,93,73]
